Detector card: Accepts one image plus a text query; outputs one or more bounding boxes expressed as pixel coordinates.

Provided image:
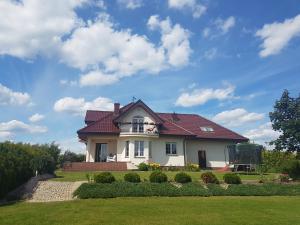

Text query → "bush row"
[0,141,60,198]
[92,171,243,185]
[74,182,300,199]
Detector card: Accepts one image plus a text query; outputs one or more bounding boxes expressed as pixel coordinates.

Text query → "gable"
[113,100,163,124]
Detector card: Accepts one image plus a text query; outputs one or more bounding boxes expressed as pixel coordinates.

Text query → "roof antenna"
[132,96,136,102]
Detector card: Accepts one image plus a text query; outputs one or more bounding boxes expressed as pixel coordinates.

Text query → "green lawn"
[1,197,299,225]
[52,170,278,182]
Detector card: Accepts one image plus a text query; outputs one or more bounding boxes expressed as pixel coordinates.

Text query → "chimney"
[114,103,120,115]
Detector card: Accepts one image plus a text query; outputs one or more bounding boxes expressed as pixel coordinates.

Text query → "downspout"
[183,138,187,166]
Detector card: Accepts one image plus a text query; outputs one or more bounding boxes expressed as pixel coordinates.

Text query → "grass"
[1,197,300,225]
[52,170,278,182]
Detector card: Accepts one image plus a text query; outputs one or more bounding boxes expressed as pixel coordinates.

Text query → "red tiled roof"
[79,113,120,136]
[157,113,247,141]
[78,101,248,141]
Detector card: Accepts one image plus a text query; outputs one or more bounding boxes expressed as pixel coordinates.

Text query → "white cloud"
[168,0,206,18]
[244,122,280,146]
[175,83,235,107]
[202,27,210,38]
[0,0,88,59]
[215,16,236,34]
[56,137,85,153]
[117,0,143,9]
[203,48,218,60]
[54,96,114,116]
[0,120,47,138]
[79,70,119,86]
[212,108,264,127]
[255,14,300,57]
[0,83,31,106]
[147,15,191,67]
[203,16,235,39]
[59,79,78,87]
[29,113,45,123]
[61,14,166,74]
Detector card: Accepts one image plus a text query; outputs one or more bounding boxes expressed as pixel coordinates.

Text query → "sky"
[0,0,300,153]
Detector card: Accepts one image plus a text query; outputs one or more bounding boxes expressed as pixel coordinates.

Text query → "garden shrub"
[281,160,300,180]
[124,172,141,183]
[174,172,192,183]
[201,172,219,184]
[137,162,149,171]
[262,150,295,172]
[94,172,115,183]
[149,171,168,183]
[279,174,290,183]
[149,162,160,171]
[223,173,241,184]
[186,163,200,172]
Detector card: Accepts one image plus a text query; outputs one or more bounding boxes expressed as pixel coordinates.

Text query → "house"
[77,100,248,169]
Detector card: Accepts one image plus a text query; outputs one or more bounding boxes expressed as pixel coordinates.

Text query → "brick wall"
[63,162,127,171]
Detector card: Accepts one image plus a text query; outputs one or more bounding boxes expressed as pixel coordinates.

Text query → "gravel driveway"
[28,181,84,202]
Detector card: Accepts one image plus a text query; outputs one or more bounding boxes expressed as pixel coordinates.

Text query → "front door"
[198,150,206,168]
[95,143,108,162]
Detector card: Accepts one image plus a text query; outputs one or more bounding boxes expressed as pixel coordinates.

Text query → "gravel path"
[28,181,84,202]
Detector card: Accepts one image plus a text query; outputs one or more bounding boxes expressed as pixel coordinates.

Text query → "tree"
[269,90,300,152]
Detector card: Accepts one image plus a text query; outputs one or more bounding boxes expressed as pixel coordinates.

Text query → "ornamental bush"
[186,163,200,172]
[149,171,168,183]
[149,162,160,171]
[201,172,219,184]
[94,172,115,183]
[137,162,149,171]
[223,173,241,184]
[124,172,141,183]
[174,172,192,183]
[281,160,300,180]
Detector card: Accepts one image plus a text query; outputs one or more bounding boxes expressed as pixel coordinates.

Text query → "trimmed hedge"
[94,172,115,183]
[124,172,141,183]
[223,173,242,184]
[73,182,300,199]
[174,172,192,183]
[0,142,58,199]
[149,171,168,183]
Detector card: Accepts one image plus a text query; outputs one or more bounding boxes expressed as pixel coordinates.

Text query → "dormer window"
[200,127,214,132]
[132,116,144,133]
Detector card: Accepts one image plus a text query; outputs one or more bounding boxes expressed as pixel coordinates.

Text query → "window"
[132,116,144,133]
[200,127,214,132]
[166,143,177,155]
[125,141,129,158]
[134,141,144,157]
[149,141,152,158]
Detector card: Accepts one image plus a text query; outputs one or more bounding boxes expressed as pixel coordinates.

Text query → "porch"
[85,137,118,162]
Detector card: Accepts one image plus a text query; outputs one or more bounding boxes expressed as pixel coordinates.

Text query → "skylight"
[200,127,214,132]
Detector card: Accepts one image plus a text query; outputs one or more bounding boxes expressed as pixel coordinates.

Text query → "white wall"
[116,137,185,166]
[186,140,233,168]
[119,106,157,133]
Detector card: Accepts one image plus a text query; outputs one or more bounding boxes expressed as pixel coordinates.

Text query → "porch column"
[86,138,92,162]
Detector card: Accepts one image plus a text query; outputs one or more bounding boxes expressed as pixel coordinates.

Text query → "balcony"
[119,123,159,138]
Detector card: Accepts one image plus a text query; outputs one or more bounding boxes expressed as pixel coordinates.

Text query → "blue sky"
[0,0,299,152]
